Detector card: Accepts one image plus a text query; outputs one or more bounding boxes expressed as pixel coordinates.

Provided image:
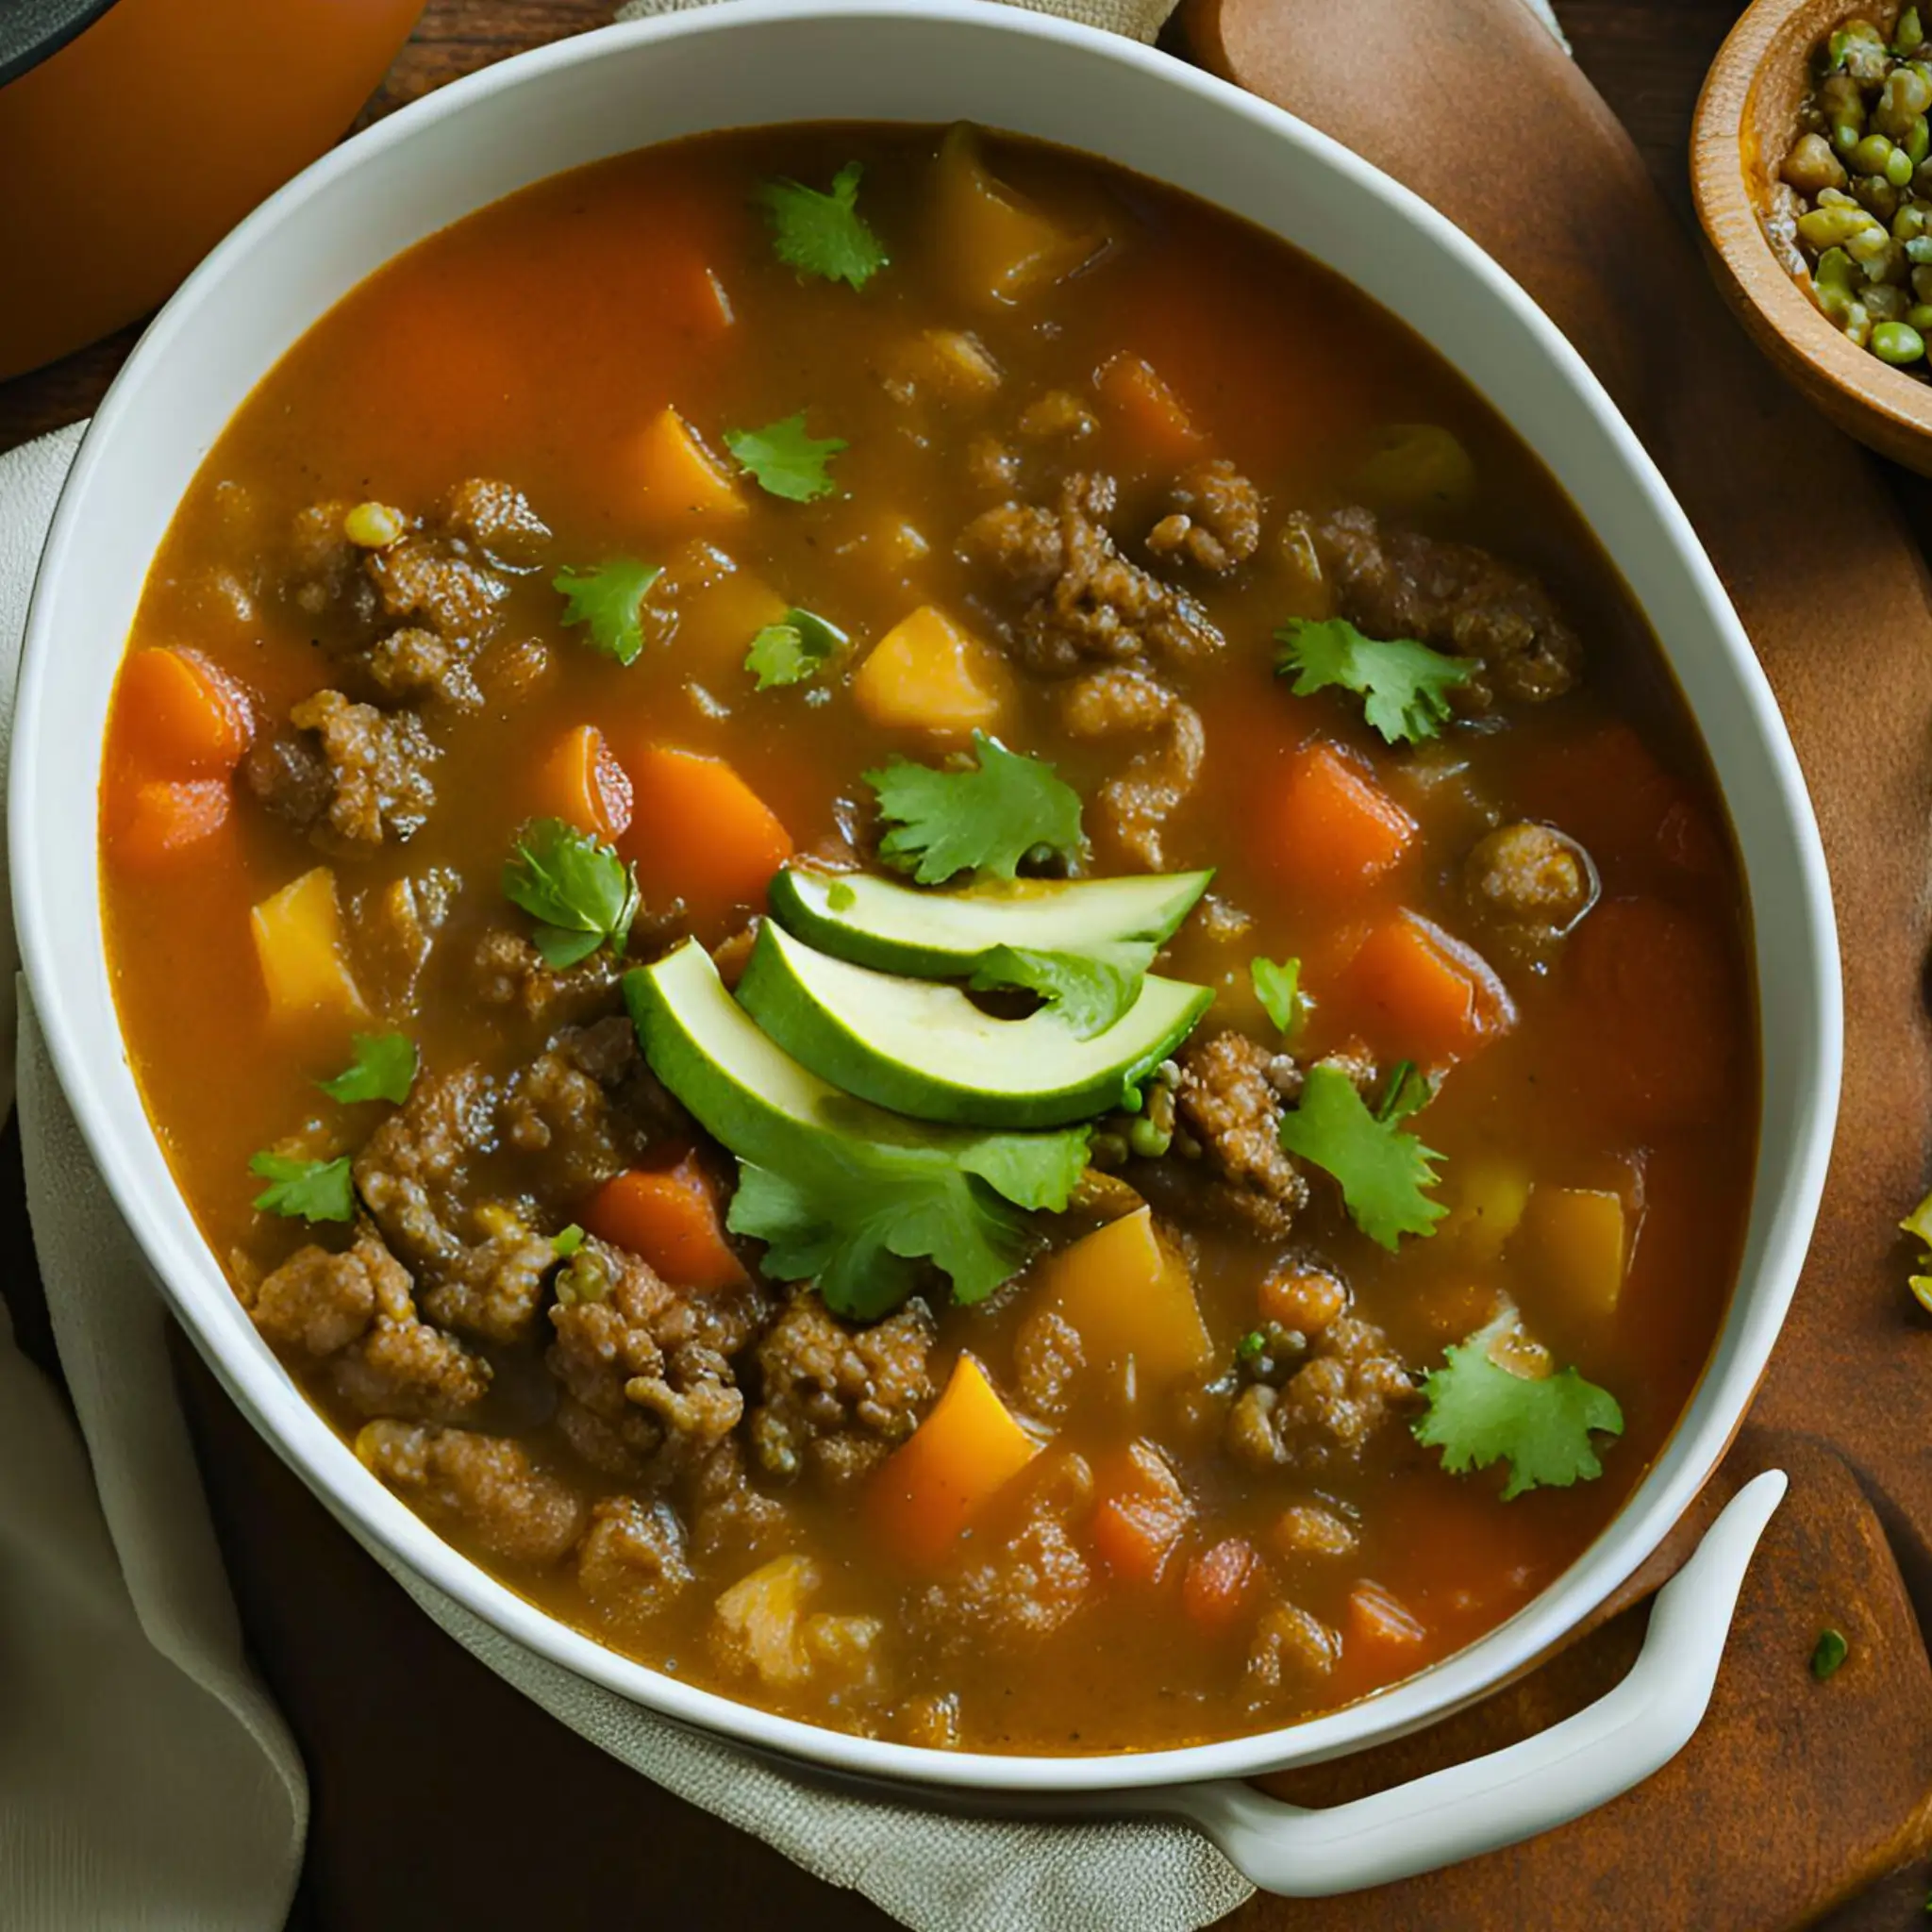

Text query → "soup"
[98,124,1756,1756]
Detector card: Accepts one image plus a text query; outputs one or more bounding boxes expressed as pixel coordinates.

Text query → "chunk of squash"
[709,1554,820,1688]
[1435,1154,1533,1264]
[619,745,793,934]
[1510,1185,1628,1319]
[869,1354,1039,1568]
[635,406,747,521]
[933,125,1099,308]
[250,867,365,1022]
[850,604,1010,737]
[1040,1206,1212,1391]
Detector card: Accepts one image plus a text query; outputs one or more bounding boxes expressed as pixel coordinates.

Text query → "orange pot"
[0,0,425,380]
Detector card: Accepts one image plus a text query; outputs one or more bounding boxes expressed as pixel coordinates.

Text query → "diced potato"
[869,1354,1040,1568]
[1435,1155,1533,1264]
[850,604,1010,736]
[634,406,747,521]
[888,327,1003,402]
[709,1553,821,1688]
[933,125,1099,308]
[250,867,364,1023]
[1511,1186,1629,1319]
[1041,1206,1213,1391]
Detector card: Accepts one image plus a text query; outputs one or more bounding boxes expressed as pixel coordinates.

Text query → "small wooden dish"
[1693,0,1932,472]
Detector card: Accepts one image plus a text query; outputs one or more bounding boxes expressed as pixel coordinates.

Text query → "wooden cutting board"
[8,1,1932,1925]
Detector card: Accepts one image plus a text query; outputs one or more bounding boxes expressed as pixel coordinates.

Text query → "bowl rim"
[12,0,1842,1795]
[1691,0,1932,446]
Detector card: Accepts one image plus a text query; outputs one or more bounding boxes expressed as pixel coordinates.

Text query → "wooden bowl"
[1692,0,1932,471]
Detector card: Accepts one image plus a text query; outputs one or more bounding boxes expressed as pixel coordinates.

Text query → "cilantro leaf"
[1251,956,1307,1036]
[754,160,890,291]
[970,939,1156,1041]
[1412,1315,1624,1500]
[502,817,640,969]
[249,1151,355,1224]
[724,414,846,503]
[554,559,662,667]
[866,733,1087,885]
[1810,1628,1850,1682]
[727,1119,1087,1319]
[1375,1059,1435,1124]
[317,1032,417,1106]
[1274,616,1472,746]
[745,608,848,690]
[1276,1062,1447,1249]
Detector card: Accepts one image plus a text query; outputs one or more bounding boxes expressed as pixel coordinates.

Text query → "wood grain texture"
[5,2,1932,1927]
[1691,0,1932,474]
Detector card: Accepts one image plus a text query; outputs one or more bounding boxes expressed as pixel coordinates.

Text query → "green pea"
[1854,132,1898,175]
[1800,205,1882,247]
[1817,244,1862,290]
[1887,145,1917,187]
[1846,301,1874,347]
[1873,319,1926,361]
[1907,302,1932,330]
[1127,1115,1173,1160]
[1902,6,1926,55]
[1908,118,1931,165]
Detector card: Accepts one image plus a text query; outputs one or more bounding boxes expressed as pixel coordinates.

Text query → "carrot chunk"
[619,745,792,932]
[1344,1579,1428,1662]
[870,1354,1040,1569]
[117,647,251,776]
[1096,353,1202,463]
[535,724,633,844]
[634,406,747,521]
[1183,1537,1265,1633]
[1091,1441,1193,1585]
[107,776,231,868]
[1337,909,1514,1065]
[581,1157,743,1291]
[1261,741,1417,900]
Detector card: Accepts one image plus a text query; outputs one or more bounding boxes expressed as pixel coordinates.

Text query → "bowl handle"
[1149,1470,1786,1898]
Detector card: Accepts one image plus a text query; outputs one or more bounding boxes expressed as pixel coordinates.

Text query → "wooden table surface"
[5,2,1928,1927]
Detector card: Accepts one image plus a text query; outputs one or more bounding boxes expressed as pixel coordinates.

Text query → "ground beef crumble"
[1227,1315,1414,1472]
[357,1420,587,1566]
[1172,1031,1309,1240]
[1316,507,1582,709]
[962,473,1223,675]
[242,688,438,851]
[1057,666,1204,869]
[749,1291,936,1486]
[1146,458,1262,573]
[546,1237,768,1482]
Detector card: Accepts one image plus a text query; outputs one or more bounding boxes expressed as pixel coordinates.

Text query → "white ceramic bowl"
[11,0,1840,1894]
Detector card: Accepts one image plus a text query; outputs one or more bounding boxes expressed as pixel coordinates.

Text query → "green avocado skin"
[735,921,1212,1131]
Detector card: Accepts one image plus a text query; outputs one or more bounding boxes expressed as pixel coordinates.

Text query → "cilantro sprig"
[554,559,662,667]
[1251,956,1308,1037]
[503,818,641,970]
[755,161,890,291]
[724,414,846,503]
[1276,1061,1447,1249]
[866,733,1087,885]
[1274,616,1472,746]
[317,1032,417,1107]
[249,1152,355,1224]
[726,1123,1090,1320]
[970,939,1156,1040]
[746,608,848,690]
[1412,1313,1624,1500]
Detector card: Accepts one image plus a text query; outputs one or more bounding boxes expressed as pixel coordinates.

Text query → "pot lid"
[1,0,122,88]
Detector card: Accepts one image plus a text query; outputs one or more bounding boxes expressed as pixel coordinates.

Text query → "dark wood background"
[5,2,1927,1926]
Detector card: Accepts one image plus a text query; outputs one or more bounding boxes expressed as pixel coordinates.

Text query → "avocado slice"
[736,920,1212,1129]
[624,940,1088,1206]
[767,864,1213,978]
